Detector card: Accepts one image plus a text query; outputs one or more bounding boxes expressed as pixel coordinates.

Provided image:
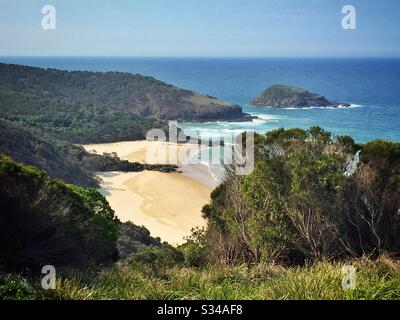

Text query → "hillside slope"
[0,63,247,123]
[0,121,97,187]
[0,121,177,188]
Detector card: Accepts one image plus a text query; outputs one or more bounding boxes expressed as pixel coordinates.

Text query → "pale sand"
[84,140,199,165]
[83,141,217,245]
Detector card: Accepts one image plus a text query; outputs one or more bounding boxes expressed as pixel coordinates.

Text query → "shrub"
[202,128,400,265]
[0,155,119,271]
[179,227,208,267]
[129,245,184,276]
[0,275,32,300]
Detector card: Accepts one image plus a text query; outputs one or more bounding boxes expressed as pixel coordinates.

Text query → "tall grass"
[29,257,400,300]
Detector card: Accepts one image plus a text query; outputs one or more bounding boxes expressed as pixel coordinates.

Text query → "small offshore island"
[252,84,351,108]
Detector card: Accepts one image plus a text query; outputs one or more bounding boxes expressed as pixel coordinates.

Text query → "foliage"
[0,275,32,300]
[339,139,400,256]
[0,63,243,136]
[0,89,164,144]
[117,222,162,260]
[0,155,119,270]
[1,124,399,300]
[0,120,99,187]
[0,120,175,189]
[15,257,400,300]
[179,227,208,267]
[202,127,400,265]
[128,245,184,277]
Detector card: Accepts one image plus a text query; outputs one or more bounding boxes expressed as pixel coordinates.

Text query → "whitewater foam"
[278,104,363,110]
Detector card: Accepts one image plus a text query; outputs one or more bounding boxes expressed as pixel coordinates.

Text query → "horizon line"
[1,55,400,59]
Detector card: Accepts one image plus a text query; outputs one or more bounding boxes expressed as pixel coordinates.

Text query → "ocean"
[1,56,399,143]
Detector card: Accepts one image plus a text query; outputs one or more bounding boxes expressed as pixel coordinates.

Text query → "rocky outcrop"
[251,85,350,108]
[76,150,178,173]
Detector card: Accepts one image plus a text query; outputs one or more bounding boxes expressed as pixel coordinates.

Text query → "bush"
[202,127,400,265]
[0,275,32,300]
[129,245,184,276]
[117,222,162,259]
[179,227,208,267]
[0,155,119,271]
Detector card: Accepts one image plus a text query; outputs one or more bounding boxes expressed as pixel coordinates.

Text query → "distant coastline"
[1,57,399,142]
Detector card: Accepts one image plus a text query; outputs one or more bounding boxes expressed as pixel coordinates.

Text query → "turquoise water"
[1,57,399,142]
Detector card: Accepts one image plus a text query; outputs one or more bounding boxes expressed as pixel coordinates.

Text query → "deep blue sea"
[1,57,399,143]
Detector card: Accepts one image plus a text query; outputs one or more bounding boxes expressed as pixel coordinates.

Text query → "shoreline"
[83,140,217,245]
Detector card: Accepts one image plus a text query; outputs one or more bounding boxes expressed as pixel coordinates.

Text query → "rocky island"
[251,84,350,108]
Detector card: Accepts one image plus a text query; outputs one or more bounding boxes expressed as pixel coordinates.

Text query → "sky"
[0,0,399,57]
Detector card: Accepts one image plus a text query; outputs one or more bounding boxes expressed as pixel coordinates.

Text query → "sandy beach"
[83,141,217,245]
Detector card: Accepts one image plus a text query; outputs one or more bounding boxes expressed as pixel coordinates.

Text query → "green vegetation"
[0,89,165,144]
[0,62,194,187]
[251,84,350,108]
[0,154,119,270]
[2,257,400,300]
[0,62,169,144]
[202,127,400,265]
[0,63,244,136]
[0,120,98,187]
[1,127,399,300]
[0,120,176,188]
[0,155,161,273]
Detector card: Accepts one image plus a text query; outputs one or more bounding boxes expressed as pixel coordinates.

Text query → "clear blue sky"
[0,0,399,57]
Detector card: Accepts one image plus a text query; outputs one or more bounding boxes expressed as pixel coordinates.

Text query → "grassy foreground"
[3,257,400,300]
